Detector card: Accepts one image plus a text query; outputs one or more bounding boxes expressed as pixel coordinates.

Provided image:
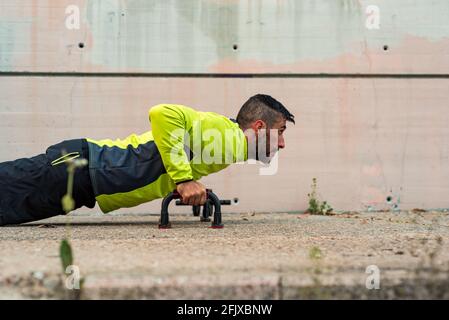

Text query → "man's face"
[265,117,287,160]
[245,117,287,164]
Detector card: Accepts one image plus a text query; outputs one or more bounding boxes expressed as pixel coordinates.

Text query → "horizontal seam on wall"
[1,72,449,79]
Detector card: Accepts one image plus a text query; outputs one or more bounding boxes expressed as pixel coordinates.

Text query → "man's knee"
[0,209,64,226]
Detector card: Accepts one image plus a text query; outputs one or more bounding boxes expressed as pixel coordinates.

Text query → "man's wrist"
[175,179,193,185]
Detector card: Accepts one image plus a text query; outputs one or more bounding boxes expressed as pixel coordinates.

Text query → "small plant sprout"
[307,178,333,215]
[54,151,88,288]
[62,157,88,213]
[309,246,323,260]
[60,239,74,272]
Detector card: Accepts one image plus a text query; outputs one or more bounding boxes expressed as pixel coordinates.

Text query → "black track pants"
[0,139,96,226]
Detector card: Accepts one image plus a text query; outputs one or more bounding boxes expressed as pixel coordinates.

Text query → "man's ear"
[251,120,266,133]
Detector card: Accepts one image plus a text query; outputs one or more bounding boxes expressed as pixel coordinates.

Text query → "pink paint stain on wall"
[207,35,449,75]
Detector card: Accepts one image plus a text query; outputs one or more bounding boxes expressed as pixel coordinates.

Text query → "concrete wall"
[1,0,449,213]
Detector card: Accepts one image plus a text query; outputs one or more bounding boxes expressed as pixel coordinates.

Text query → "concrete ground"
[1,210,449,299]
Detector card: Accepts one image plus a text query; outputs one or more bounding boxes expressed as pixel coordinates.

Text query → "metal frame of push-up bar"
[159,189,231,229]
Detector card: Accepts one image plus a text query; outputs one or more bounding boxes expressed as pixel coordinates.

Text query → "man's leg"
[0,153,63,225]
[0,139,95,226]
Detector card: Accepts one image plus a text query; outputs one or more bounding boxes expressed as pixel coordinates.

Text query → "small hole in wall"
[233,44,238,50]
[383,45,389,51]
[233,198,239,205]
[78,42,85,49]
[386,196,392,202]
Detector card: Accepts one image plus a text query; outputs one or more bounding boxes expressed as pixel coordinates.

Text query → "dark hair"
[236,94,295,129]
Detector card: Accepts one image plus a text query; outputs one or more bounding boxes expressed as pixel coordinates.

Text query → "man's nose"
[278,136,285,149]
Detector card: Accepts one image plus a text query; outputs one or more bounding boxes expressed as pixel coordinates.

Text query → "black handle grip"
[159,189,223,228]
[175,199,231,206]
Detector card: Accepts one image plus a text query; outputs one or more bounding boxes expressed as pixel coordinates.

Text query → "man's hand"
[176,180,207,206]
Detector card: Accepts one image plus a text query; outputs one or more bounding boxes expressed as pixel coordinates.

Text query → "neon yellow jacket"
[86,104,247,213]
